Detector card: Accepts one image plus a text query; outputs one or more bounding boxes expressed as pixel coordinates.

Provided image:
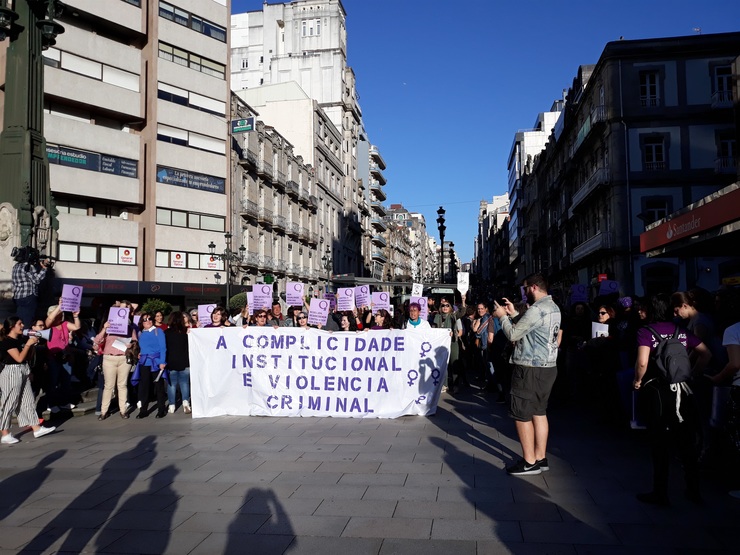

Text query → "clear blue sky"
[232,0,740,263]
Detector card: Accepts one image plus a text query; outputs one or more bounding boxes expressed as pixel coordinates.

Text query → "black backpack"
[644,325,693,384]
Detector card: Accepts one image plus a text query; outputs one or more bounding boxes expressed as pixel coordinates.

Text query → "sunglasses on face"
[256,314,267,318]
[441,304,450,307]
[298,315,307,320]
[598,311,608,316]
[141,317,152,322]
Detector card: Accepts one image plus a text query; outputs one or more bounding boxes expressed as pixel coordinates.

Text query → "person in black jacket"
[165,312,191,414]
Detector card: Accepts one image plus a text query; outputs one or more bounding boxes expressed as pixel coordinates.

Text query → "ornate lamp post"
[448,242,456,284]
[208,232,245,306]
[0,0,65,262]
[321,246,332,293]
[436,206,446,284]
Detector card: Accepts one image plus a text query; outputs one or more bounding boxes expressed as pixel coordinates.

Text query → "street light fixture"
[206,232,245,306]
[321,246,332,293]
[436,206,446,284]
[448,242,455,284]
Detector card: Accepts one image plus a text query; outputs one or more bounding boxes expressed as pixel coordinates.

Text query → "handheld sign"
[337,287,355,311]
[286,282,304,307]
[324,292,336,310]
[60,284,83,312]
[411,283,423,297]
[571,284,588,303]
[592,322,609,338]
[355,285,370,308]
[457,272,470,296]
[372,291,391,311]
[246,292,254,314]
[253,284,273,310]
[198,304,216,327]
[108,307,129,335]
[598,280,619,296]
[308,298,330,327]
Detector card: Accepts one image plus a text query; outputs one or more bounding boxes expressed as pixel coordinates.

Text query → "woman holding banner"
[205,306,231,328]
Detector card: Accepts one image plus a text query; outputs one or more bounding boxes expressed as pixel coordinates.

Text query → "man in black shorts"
[492,273,561,476]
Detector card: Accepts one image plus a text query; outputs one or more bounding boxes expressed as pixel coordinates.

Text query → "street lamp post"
[321,246,332,293]
[448,242,455,284]
[208,232,246,306]
[0,0,65,261]
[436,206,446,284]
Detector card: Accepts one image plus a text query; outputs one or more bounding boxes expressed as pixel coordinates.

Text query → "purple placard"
[354,285,370,308]
[571,284,588,303]
[133,315,141,327]
[60,284,83,312]
[253,283,273,310]
[410,296,429,320]
[598,280,620,296]
[198,304,216,327]
[372,291,391,311]
[108,306,129,335]
[520,285,527,303]
[308,298,330,327]
[337,287,355,311]
[286,281,304,307]
[324,292,336,310]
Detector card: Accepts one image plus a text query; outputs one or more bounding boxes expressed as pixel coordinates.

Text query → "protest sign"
[308,298,330,327]
[571,284,588,303]
[198,304,216,327]
[189,327,451,419]
[60,284,83,313]
[253,284,273,310]
[108,307,129,335]
[411,283,423,297]
[372,291,391,311]
[286,282,304,307]
[337,287,355,311]
[355,285,370,308]
[599,280,620,296]
[592,322,609,338]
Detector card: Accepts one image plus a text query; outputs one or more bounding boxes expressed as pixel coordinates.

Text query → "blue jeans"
[14,295,38,326]
[167,368,190,406]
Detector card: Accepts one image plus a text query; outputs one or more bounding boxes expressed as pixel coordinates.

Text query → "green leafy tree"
[229,292,248,313]
[141,298,172,316]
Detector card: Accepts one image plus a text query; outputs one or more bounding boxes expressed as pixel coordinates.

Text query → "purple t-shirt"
[636,322,701,351]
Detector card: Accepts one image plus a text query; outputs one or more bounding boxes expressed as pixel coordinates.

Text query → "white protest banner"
[411,283,424,297]
[337,287,355,311]
[308,298,330,327]
[286,282,304,307]
[592,322,609,338]
[571,284,588,303]
[198,304,216,327]
[599,280,620,296]
[355,285,370,308]
[372,291,390,311]
[410,296,429,320]
[188,327,451,419]
[253,283,273,310]
[60,284,83,312]
[457,272,470,296]
[108,307,129,335]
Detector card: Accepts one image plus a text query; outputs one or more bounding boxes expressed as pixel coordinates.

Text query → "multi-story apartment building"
[385,204,436,283]
[0,0,234,305]
[231,0,367,277]
[473,194,509,283]
[514,32,740,299]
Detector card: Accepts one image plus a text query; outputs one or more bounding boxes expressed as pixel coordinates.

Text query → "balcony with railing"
[371,218,387,232]
[369,163,387,185]
[568,105,606,158]
[258,161,272,180]
[287,222,300,237]
[570,231,613,264]
[287,263,300,276]
[257,206,273,226]
[711,89,733,109]
[240,199,258,220]
[370,180,386,201]
[372,250,387,263]
[272,214,286,232]
[715,156,737,174]
[645,161,665,171]
[371,201,387,216]
[274,260,287,274]
[243,251,260,269]
[369,145,386,170]
[298,226,309,243]
[308,231,318,245]
[286,180,299,198]
[258,255,275,271]
[372,235,387,247]
[568,166,610,217]
[308,194,318,211]
[239,149,258,169]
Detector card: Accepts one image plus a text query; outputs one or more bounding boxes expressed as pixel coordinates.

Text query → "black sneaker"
[506,459,541,476]
[536,458,549,471]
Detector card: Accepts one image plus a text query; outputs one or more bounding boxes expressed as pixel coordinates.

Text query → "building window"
[643,136,665,171]
[640,197,672,229]
[714,65,732,99]
[159,2,226,42]
[58,243,136,265]
[156,207,225,232]
[301,18,321,37]
[639,71,660,107]
[158,42,225,80]
[241,58,248,70]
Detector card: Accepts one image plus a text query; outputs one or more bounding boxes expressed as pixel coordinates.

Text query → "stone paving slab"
[2,391,739,554]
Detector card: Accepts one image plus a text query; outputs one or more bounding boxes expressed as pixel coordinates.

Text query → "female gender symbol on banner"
[415,395,426,404]
[419,341,432,358]
[407,369,419,386]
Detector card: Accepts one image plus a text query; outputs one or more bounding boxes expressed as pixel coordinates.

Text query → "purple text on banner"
[308,298,330,327]
[108,307,129,335]
[60,284,83,312]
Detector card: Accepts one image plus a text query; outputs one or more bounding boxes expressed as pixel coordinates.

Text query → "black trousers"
[138,366,167,416]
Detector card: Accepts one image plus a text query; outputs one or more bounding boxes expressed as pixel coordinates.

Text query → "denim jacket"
[499,295,561,367]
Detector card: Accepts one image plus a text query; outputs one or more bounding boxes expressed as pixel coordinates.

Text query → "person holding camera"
[11,248,49,326]
[1,317,56,444]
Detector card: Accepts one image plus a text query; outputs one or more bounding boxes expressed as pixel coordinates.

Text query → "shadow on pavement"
[0,450,66,522]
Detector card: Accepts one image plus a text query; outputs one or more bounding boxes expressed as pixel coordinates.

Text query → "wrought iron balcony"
[371,218,387,232]
[258,161,272,180]
[308,194,318,211]
[715,156,736,174]
[711,90,733,109]
[570,231,613,264]
[568,167,610,217]
[240,199,258,219]
[272,214,286,231]
[286,180,299,198]
[371,201,386,216]
[287,222,300,237]
[372,250,387,263]
[372,235,387,247]
[257,206,273,225]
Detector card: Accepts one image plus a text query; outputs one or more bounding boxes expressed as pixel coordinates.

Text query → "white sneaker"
[183,401,191,414]
[34,426,56,439]
[137,401,142,409]
[61,404,75,410]
[1,434,19,445]
[168,405,175,414]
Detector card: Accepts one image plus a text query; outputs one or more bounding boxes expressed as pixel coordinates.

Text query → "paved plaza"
[1,391,738,554]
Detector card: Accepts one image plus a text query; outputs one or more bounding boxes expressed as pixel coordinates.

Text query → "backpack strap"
[672,325,680,340]
[644,325,662,342]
